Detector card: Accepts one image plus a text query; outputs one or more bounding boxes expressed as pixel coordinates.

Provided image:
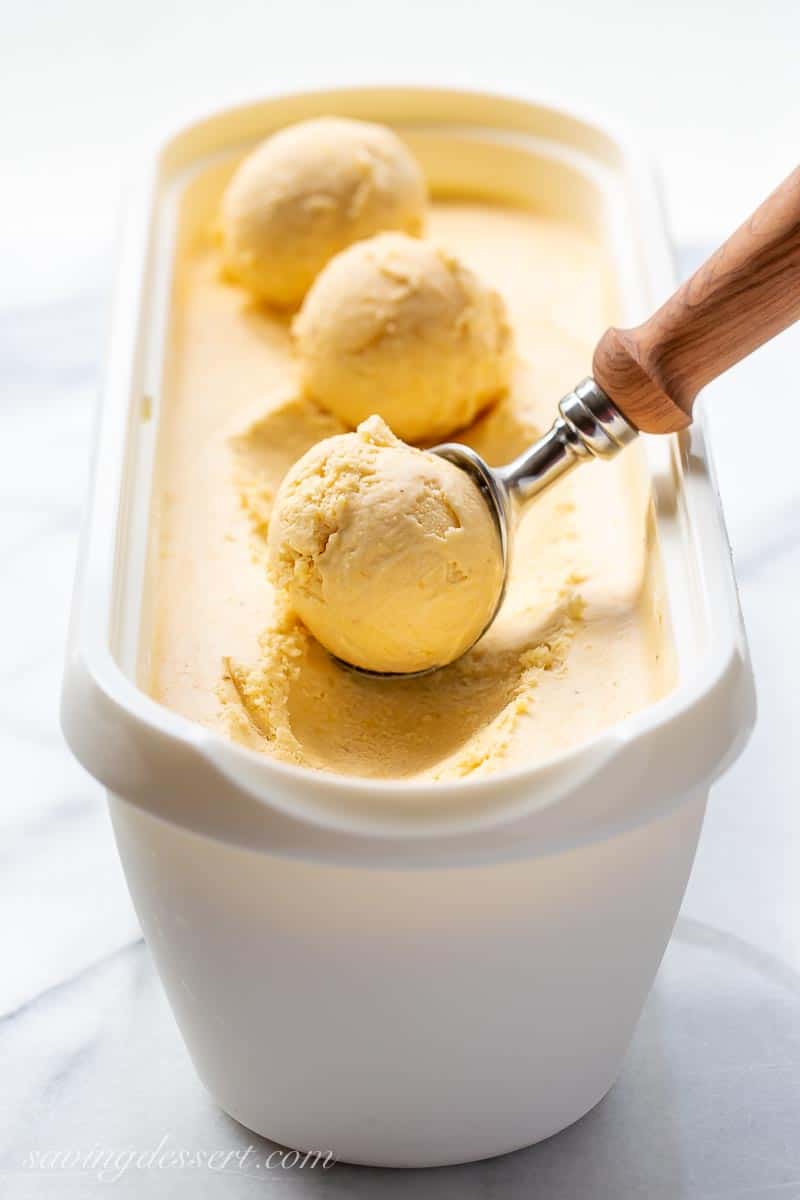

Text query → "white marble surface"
[2,2,799,1194]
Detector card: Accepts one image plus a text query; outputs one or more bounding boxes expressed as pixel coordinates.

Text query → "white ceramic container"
[62,87,756,1168]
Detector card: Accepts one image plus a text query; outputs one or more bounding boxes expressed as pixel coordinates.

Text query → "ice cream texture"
[147,152,676,781]
[267,416,504,674]
[294,232,513,442]
[220,118,426,307]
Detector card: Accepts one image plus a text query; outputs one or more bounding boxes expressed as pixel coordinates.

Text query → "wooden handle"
[593,166,800,434]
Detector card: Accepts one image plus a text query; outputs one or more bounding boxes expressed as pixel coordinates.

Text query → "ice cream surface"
[267,415,504,674]
[220,118,426,307]
[294,232,512,442]
[146,150,676,782]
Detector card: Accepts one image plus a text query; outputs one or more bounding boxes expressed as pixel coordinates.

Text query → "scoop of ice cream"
[267,416,504,674]
[293,232,513,443]
[220,118,426,308]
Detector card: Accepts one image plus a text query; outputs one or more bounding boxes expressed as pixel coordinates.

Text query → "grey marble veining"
[1,239,799,1197]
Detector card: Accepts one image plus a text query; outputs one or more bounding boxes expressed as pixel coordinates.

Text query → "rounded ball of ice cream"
[268,416,504,675]
[293,232,513,443]
[220,118,426,307]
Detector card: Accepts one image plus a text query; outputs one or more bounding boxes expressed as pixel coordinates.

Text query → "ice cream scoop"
[294,232,512,442]
[347,164,800,676]
[221,118,426,307]
[267,416,505,676]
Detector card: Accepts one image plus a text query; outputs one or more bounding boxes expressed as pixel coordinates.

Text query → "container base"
[109,786,708,1173]
[209,1074,619,1170]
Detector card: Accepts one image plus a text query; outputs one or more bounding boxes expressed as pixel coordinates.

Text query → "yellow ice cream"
[146,148,676,782]
[294,232,513,442]
[221,118,426,307]
[268,416,504,675]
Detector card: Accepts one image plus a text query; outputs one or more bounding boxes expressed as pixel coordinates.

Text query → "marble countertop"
[2,3,799,1194]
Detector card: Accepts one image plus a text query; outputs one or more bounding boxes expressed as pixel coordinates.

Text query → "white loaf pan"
[62,87,756,1167]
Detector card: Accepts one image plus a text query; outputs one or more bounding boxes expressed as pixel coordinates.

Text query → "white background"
[2,0,799,306]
